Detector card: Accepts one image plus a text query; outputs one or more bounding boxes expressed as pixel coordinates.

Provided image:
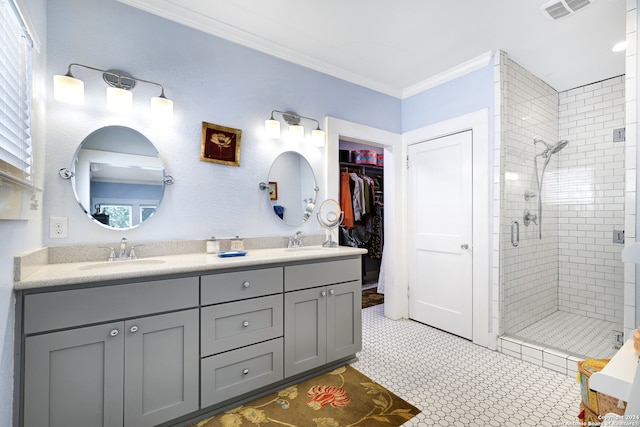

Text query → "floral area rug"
[190,365,419,427]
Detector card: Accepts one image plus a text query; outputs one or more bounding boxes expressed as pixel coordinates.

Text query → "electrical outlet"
[50,217,68,238]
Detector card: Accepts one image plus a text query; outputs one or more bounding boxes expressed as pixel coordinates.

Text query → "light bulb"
[106,87,132,113]
[151,96,173,120]
[289,124,304,143]
[53,75,84,104]
[265,119,281,139]
[312,129,325,147]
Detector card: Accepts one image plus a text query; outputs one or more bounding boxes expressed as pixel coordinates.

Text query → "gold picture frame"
[201,121,242,167]
[269,182,278,200]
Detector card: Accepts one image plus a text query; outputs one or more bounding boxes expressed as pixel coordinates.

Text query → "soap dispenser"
[206,237,220,254]
[230,235,244,251]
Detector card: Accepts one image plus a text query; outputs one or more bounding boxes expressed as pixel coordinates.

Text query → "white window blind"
[0,0,33,186]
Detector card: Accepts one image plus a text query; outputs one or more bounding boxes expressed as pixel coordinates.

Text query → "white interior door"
[408,130,473,340]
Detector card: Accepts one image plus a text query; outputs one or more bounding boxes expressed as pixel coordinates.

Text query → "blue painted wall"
[401,65,495,132]
[43,0,401,245]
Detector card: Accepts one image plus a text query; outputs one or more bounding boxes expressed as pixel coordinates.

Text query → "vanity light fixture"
[265,110,325,146]
[53,63,173,119]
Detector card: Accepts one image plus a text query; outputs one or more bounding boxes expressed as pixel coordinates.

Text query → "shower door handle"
[511,220,520,247]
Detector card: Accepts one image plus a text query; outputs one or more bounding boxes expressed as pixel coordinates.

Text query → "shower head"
[550,140,569,154]
[533,138,569,157]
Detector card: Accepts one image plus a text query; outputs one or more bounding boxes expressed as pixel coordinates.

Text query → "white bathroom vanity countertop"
[14,245,367,290]
[589,339,638,402]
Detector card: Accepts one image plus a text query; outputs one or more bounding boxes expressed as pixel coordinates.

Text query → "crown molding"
[401,51,495,99]
[119,1,494,99]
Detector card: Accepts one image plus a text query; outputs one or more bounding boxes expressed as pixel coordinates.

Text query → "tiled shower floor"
[353,305,582,426]
[512,311,619,359]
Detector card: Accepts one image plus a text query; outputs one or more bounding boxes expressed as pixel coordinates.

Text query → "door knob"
[461,243,470,250]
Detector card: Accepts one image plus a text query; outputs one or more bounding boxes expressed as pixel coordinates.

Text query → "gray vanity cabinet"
[21,277,200,427]
[23,322,125,427]
[284,257,362,377]
[200,267,285,407]
[17,253,364,427]
[123,309,199,427]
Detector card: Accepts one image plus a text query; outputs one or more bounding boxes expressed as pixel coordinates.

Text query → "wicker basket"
[577,359,626,417]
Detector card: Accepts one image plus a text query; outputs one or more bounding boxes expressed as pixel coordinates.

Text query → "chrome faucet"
[119,238,128,259]
[288,231,305,248]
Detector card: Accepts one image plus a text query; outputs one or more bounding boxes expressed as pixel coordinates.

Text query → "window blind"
[0,0,33,186]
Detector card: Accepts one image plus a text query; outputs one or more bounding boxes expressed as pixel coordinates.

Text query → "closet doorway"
[338,140,385,309]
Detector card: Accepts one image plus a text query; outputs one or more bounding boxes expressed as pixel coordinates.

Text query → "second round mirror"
[266,151,318,226]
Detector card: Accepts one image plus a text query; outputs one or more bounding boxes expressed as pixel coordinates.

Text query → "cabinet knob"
[130,326,139,333]
[243,281,251,288]
[109,329,119,337]
[321,290,326,297]
[243,369,249,375]
[329,289,335,295]
[243,321,250,328]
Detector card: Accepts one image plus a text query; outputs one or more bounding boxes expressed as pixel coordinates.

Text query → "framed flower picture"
[200,121,242,167]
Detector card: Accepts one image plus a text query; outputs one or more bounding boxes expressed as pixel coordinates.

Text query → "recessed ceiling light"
[612,41,628,52]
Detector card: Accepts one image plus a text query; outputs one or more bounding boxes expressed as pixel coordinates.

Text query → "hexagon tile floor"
[351,305,582,427]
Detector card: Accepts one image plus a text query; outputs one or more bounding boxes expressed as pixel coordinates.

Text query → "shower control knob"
[461,243,469,250]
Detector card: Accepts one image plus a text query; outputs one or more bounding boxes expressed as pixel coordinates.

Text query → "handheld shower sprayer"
[532,138,569,239]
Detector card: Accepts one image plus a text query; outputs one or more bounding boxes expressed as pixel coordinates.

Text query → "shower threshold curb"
[499,335,584,378]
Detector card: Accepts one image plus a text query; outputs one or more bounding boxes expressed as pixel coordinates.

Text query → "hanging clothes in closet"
[339,170,383,259]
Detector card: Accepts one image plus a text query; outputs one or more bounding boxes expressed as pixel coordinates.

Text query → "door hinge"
[406,155,410,169]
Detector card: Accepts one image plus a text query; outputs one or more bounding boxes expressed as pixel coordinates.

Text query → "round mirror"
[71,125,167,229]
[266,151,318,226]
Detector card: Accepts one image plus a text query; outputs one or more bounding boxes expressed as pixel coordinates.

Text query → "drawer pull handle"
[243,321,250,327]
[243,281,251,288]
[321,291,326,297]
[110,329,119,337]
[329,289,335,295]
[243,369,249,375]
[130,326,139,333]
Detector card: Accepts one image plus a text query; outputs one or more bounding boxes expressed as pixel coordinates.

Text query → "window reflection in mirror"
[71,126,166,229]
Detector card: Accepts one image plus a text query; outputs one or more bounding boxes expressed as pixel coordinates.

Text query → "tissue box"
[352,150,377,165]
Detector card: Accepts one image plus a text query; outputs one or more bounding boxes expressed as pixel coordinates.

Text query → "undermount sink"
[78,259,167,271]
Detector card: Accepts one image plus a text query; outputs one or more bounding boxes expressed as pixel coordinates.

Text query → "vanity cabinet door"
[284,287,328,377]
[326,280,362,362]
[23,322,125,427]
[284,280,362,378]
[124,309,199,427]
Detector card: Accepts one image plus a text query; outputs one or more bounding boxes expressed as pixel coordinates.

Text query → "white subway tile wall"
[501,54,560,334]
[623,0,637,340]
[498,52,626,360]
[558,77,625,326]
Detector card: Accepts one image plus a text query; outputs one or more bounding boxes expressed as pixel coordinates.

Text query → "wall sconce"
[265,110,325,147]
[53,63,173,119]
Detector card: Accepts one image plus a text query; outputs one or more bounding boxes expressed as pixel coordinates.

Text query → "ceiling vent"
[541,0,597,19]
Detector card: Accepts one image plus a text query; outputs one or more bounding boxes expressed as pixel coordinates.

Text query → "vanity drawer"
[284,257,361,292]
[201,294,283,356]
[201,267,283,305]
[201,338,283,407]
[24,277,199,334]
